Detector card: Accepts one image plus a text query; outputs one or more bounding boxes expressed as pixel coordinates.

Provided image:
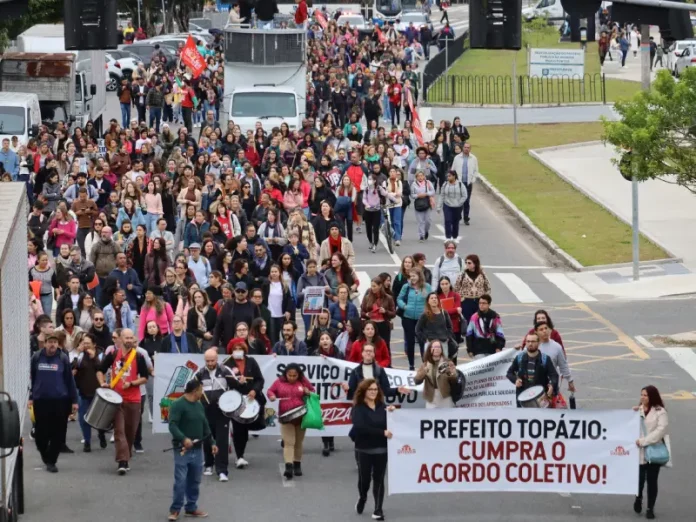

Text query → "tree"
[0,0,63,41]
[602,68,696,194]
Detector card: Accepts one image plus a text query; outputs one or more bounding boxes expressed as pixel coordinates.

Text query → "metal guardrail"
[424,73,607,106]
[422,31,469,101]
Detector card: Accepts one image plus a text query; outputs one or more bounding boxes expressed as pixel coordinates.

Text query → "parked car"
[117,42,178,69]
[104,56,123,92]
[674,45,696,77]
[105,50,140,79]
[666,39,696,75]
[395,11,433,34]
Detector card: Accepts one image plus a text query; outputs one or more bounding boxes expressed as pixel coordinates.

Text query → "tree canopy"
[602,68,696,194]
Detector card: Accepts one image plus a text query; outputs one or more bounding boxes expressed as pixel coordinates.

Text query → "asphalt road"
[23,36,696,522]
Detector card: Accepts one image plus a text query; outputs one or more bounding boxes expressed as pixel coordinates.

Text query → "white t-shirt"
[362,364,374,380]
[268,281,284,318]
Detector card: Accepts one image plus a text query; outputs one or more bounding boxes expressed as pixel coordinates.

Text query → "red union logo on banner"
[182,35,206,78]
[610,446,630,456]
[398,444,417,455]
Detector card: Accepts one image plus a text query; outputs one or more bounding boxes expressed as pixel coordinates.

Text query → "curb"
[423,103,612,109]
[528,147,683,264]
[477,173,585,272]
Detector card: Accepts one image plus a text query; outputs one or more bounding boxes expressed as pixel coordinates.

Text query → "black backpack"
[450,369,466,404]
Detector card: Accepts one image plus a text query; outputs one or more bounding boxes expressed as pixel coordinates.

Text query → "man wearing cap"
[212,281,260,350]
[30,330,79,472]
[71,186,99,256]
[187,243,211,289]
[167,378,213,520]
[64,171,99,205]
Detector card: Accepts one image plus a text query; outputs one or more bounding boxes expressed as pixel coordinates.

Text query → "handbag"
[641,416,670,465]
[414,196,430,212]
[301,392,324,431]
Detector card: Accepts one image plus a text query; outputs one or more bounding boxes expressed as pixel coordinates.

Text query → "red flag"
[406,89,425,146]
[181,35,206,79]
[375,26,387,44]
[315,10,328,29]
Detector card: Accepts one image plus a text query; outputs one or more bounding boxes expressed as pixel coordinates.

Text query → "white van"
[522,0,566,21]
[0,93,42,147]
[228,86,303,134]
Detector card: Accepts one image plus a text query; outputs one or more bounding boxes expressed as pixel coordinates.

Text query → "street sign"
[529,48,585,77]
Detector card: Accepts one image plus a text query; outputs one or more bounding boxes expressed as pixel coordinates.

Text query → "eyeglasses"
[235,289,247,294]
[94,318,104,322]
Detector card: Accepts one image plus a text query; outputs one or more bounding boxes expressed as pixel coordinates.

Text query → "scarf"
[196,306,209,333]
[478,309,496,338]
[169,331,189,353]
[328,235,342,255]
[55,254,72,270]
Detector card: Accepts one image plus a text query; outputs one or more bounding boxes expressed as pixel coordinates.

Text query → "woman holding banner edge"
[352,378,395,521]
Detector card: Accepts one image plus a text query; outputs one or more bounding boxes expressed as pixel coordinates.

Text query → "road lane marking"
[494,273,543,303]
[576,303,650,360]
[543,273,597,302]
[356,271,372,304]
[637,335,696,385]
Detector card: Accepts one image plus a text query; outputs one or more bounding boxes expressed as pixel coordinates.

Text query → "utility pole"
[512,52,518,146]
[632,24,651,281]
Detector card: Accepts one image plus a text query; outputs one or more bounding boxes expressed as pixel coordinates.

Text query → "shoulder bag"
[641,415,670,465]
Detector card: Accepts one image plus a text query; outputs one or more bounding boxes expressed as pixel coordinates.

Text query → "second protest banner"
[387,408,639,495]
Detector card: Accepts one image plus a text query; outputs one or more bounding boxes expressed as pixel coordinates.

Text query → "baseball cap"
[234,282,248,292]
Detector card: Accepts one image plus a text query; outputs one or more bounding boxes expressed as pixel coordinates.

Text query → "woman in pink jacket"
[47,208,77,256]
[138,287,174,340]
[267,362,315,480]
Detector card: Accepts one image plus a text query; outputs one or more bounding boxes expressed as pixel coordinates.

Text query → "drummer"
[97,328,150,475]
[193,348,239,482]
[506,332,559,405]
[223,338,266,470]
[267,363,315,480]
[72,333,107,452]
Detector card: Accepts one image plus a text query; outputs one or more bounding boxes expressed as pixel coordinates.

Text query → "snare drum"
[232,396,261,424]
[518,385,550,408]
[278,405,307,424]
[218,390,243,418]
[84,388,123,431]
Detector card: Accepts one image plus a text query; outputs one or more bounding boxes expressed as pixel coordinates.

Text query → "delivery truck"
[16,24,108,133]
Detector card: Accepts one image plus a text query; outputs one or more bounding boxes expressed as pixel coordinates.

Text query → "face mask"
[233,350,245,360]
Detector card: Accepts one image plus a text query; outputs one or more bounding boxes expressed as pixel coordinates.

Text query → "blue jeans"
[78,395,94,444]
[149,107,162,133]
[389,207,402,240]
[443,204,462,240]
[382,94,391,122]
[144,212,160,235]
[171,446,203,513]
[40,294,53,317]
[120,103,131,129]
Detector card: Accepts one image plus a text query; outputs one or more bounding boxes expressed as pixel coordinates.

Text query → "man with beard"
[506,332,558,404]
[250,242,272,286]
[66,171,99,205]
[212,282,260,349]
[97,328,149,475]
[244,223,271,259]
[465,294,506,359]
[272,321,307,355]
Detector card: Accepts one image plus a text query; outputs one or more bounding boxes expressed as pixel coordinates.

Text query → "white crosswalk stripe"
[542,273,598,302]
[494,273,543,303]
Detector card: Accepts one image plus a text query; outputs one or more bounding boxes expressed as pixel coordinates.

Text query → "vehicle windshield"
[189,18,213,30]
[376,0,402,14]
[231,93,297,118]
[0,106,26,135]
[338,16,365,26]
[75,74,83,102]
[401,13,426,23]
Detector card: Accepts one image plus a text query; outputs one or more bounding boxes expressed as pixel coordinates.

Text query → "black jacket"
[347,362,398,401]
[224,355,267,431]
[506,350,559,397]
[193,364,241,405]
[212,300,260,349]
[351,402,388,451]
[55,291,85,327]
[186,307,218,340]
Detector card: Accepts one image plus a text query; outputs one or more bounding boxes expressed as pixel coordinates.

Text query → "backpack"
[437,256,463,271]
[516,351,548,378]
[450,369,466,404]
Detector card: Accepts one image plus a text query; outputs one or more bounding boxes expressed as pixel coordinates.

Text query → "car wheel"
[107,75,119,91]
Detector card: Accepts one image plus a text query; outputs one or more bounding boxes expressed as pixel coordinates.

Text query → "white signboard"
[388,408,640,495]
[529,48,585,78]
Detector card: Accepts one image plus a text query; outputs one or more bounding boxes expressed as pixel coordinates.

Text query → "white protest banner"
[153,350,517,436]
[388,408,639,495]
[301,286,326,315]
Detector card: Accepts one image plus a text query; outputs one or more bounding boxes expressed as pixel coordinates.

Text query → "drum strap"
[111,349,138,389]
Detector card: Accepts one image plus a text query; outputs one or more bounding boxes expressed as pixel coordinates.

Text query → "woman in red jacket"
[436,276,463,342]
[267,363,315,480]
[347,320,391,368]
[387,77,402,127]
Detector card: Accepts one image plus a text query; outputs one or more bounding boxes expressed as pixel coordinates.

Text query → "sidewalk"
[532,141,696,299]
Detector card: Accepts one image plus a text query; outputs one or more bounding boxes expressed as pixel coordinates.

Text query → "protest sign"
[387,408,639,495]
[301,286,325,315]
[153,350,517,436]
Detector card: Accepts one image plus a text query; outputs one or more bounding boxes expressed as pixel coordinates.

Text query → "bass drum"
[232,396,261,424]
[84,388,124,431]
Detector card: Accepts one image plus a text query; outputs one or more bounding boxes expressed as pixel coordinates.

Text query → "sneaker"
[168,511,180,521]
[634,497,642,514]
[30,427,35,440]
[646,509,655,520]
[125,462,131,471]
[235,457,249,469]
[372,509,385,520]
[454,237,460,244]
[45,464,58,473]
[322,447,330,457]
[117,462,127,475]
[394,240,400,246]
[184,509,208,517]
[419,237,424,243]
[464,218,470,226]
[83,443,91,453]
[425,231,429,240]
[356,225,362,234]
[110,435,115,443]
[356,497,367,514]
[134,443,145,454]
[80,439,85,444]
[60,444,74,454]
[218,473,229,482]
[98,433,107,449]
[203,467,213,476]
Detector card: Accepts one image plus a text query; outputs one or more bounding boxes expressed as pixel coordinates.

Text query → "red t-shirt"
[181,87,195,109]
[110,349,143,403]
